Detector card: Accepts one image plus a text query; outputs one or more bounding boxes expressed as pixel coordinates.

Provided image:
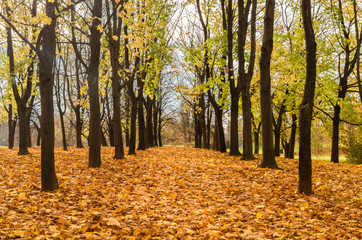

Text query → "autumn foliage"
[0,147,361,239]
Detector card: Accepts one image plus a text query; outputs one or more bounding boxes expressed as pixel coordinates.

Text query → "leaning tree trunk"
[259,0,278,169]
[298,0,317,195]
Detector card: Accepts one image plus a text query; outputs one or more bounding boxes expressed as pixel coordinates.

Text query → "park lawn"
[0,147,360,239]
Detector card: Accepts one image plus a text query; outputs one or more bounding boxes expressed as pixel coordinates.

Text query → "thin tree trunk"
[287,113,297,159]
[8,104,14,149]
[137,85,146,150]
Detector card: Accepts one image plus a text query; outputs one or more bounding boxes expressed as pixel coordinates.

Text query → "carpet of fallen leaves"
[0,146,361,239]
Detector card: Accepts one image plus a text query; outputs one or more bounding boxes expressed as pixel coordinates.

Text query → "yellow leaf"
[112,35,118,41]
[256,212,262,220]
[105,218,121,227]
[97,24,103,33]
[18,192,26,200]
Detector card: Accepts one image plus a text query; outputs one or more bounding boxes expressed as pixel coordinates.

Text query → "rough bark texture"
[259,0,278,169]
[298,0,317,195]
[40,1,59,191]
[87,0,103,168]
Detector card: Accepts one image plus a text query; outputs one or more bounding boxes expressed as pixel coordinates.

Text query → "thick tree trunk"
[40,1,59,191]
[87,0,103,168]
[259,0,278,169]
[298,0,317,195]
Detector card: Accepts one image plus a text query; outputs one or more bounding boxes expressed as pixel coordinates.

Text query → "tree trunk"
[331,106,341,163]
[298,0,317,195]
[253,125,260,154]
[137,86,146,150]
[153,99,158,146]
[239,0,256,160]
[75,106,83,148]
[106,0,124,159]
[241,93,255,159]
[87,0,103,168]
[17,106,29,155]
[158,104,162,147]
[8,104,14,149]
[229,95,241,155]
[40,1,59,191]
[259,0,277,169]
[215,108,226,153]
[146,96,154,148]
[101,129,108,147]
[128,102,137,154]
[60,110,67,150]
[286,113,297,159]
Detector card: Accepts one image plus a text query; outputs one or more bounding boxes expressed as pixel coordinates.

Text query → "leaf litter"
[0,147,360,239]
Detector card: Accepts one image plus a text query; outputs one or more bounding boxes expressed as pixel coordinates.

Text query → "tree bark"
[259,0,278,169]
[298,0,317,194]
[39,1,59,191]
[286,113,297,158]
[8,104,14,149]
[239,0,256,160]
[146,96,155,148]
[87,0,103,168]
[227,0,241,156]
[106,0,124,159]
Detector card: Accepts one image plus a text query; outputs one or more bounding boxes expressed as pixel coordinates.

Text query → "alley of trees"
[0,0,361,194]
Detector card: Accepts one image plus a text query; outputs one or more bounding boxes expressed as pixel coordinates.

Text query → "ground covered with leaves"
[0,147,361,239]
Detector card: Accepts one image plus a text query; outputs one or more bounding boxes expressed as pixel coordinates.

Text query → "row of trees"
[174,0,361,194]
[0,0,176,190]
[0,0,361,194]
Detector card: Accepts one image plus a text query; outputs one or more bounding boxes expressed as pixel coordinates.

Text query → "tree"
[71,0,103,167]
[298,0,317,194]
[259,0,278,168]
[105,0,125,159]
[238,0,257,160]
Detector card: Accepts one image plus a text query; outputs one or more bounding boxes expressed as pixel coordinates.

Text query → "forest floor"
[0,147,361,239]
